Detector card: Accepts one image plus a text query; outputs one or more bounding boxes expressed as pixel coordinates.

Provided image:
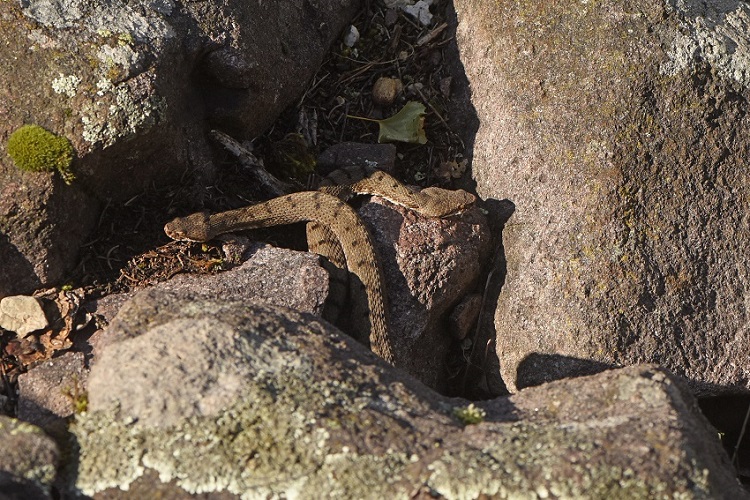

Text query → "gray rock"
[454,0,750,395]
[361,197,491,389]
[0,0,361,297]
[0,416,59,499]
[71,293,745,498]
[96,243,329,352]
[17,351,87,435]
[82,290,137,327]
[661,0,750,88]
[161,243,329,317]
[90,316,274,428]
[0,295,48,336]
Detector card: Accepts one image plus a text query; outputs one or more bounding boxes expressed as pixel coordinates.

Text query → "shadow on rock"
[453,198,515,400]
[0,233,41,298]
[516,353,618,390]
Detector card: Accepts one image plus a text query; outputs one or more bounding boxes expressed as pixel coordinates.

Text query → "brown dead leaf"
[5,336,46,368]
[7,289,84,369]
[435,158,469,183]
[39,327,73,355]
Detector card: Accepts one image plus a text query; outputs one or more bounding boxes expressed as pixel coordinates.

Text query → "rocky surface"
[67,292,744,498]
[4,1,749,496]
[17,352,87,436]
[154,243,330,318]
[0,415,59,499]
[0,0,361,297]
[93,201,488,390]
[9,244,327,431]
[454,0,750,395]
[95,244,329,353]
[362,196,491,389]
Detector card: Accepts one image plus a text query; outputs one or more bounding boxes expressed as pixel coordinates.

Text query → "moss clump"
[7,124,75,184]
[453,403,486,425]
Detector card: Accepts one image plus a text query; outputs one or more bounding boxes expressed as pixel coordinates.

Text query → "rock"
[198,1,362,138]
[90,315,273,429]
[96,244,329,352]
[70,293,745,497]
[82,291,137,328]
[0,180,98,299]
[0,295,48,336]
[371,76,403,107]
[361,197,491,389]
[454,0,750,395]
[448,292,483,340]
[0,416,59,499]
[154,243,329,316]
[17,352,88,435]
[0,0,361,297]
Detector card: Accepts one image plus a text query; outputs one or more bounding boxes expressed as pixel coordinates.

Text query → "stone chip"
[0,295,48,336]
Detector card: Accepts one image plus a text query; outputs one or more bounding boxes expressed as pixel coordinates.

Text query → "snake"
[164,166,476,364]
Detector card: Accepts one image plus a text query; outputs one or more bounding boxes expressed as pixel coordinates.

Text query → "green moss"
[7,124,75,184]
[453,403,486,425]
[63,375,89,414]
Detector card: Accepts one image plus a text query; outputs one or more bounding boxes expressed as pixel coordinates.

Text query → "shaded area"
[516,353,618,390]
[0,233,40,298]
[0,472,51,500]
[699,394,750,488]
[448,198,515,399]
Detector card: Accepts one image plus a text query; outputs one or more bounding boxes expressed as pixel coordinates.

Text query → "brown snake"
[164,167,476,364]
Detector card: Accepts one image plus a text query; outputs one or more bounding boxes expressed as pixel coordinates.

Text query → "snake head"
[164,211,213,242]
[419,187,477,217]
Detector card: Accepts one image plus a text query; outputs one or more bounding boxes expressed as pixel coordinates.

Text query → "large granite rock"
[455,0,750,395]
[0,0,360,297]
[67,292,745,497]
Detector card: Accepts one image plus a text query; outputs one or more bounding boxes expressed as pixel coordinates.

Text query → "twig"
[415,86,450,130]
[416,22,447,47]
[209,130,292,197]
[732,400,750,465]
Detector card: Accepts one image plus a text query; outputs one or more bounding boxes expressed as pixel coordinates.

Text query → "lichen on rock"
[6,124,75,184]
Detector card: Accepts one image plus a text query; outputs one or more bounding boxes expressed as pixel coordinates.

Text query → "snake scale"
[164,166,476,363]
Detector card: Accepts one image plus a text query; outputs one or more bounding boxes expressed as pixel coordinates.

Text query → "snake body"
[164,167,476,364]
[305,166,475,327]
[316,166,476,217]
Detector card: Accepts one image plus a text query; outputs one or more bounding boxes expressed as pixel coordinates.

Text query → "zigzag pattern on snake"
[164,166,476,363]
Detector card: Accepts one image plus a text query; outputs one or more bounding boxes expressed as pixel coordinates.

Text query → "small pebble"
[0,295,48,337]
[372,76,403,107]
[343,25,359,47]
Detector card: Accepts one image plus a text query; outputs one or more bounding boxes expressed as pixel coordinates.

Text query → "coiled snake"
[164,166,476,363]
